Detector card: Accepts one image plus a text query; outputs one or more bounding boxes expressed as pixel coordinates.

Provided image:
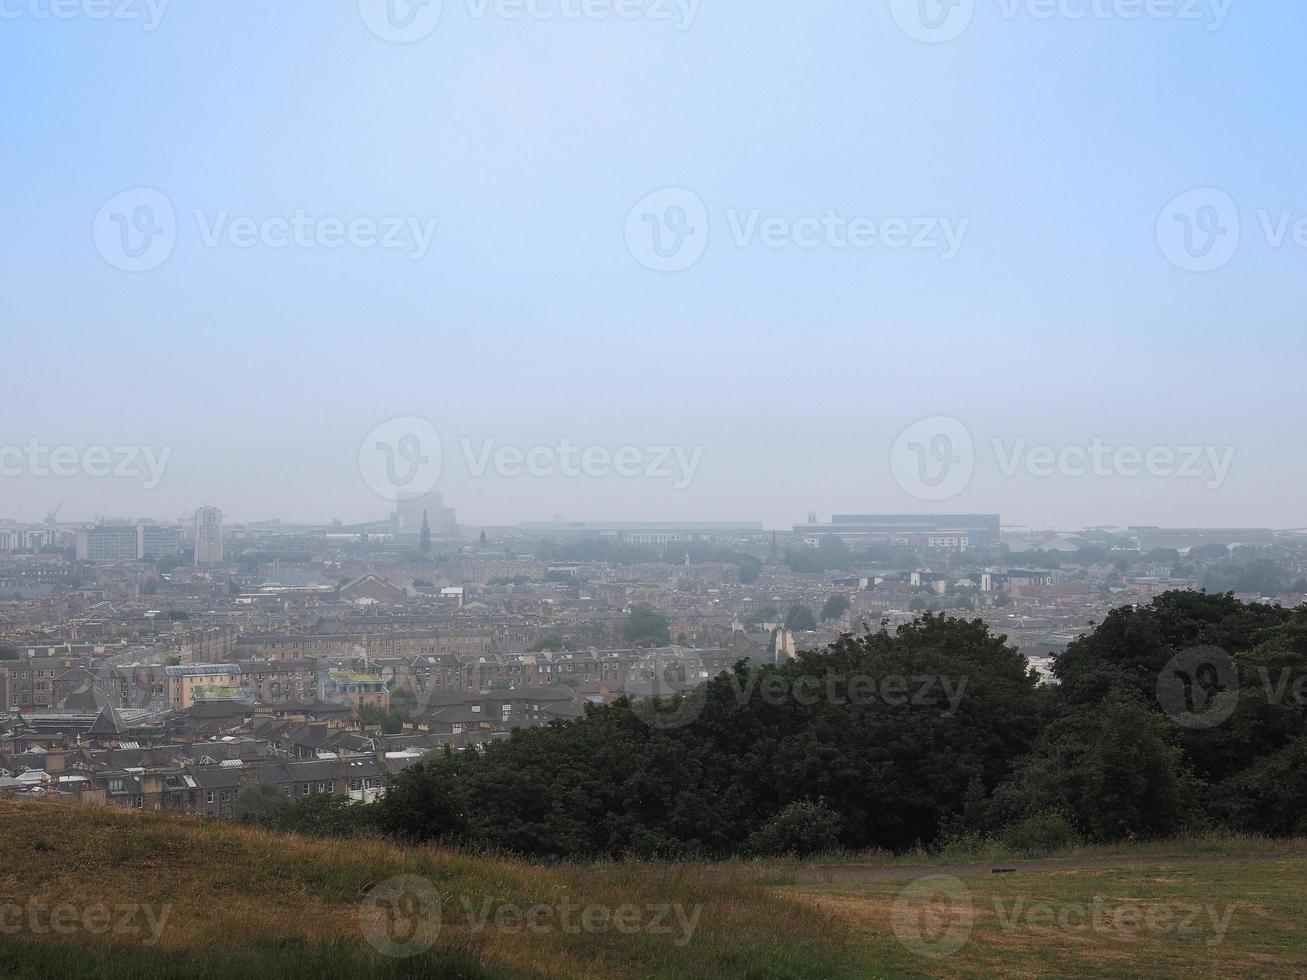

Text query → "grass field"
[1,799,1304,979]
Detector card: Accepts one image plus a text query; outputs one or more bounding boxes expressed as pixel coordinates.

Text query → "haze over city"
[3,3,1307,979]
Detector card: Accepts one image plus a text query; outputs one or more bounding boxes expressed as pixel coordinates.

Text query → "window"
[206,791,214,804]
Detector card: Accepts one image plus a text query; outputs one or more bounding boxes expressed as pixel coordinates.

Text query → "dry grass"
[0,800,858,979]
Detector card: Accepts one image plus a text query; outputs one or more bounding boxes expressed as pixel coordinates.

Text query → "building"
[74,522,183,562]
[317,670,389,717]
[393,492,455,543]
[164,663,244,709]
[193,507,224,565]
[517,521,762,543]
[795,514,1001,551]
[75,524,137,562]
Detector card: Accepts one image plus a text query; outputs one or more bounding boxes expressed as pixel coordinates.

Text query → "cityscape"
[5,2,1306,977]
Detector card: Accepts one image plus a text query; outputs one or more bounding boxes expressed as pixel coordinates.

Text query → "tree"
[785,605,817,632]
[233,782,291,824]
[991,694,1199,842]
[821,594,850,621]
[745,800,843,856]
[622,606,671,647]
[375,613,1044,858]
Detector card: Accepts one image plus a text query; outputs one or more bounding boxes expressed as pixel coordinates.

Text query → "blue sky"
[2,0,1304,529]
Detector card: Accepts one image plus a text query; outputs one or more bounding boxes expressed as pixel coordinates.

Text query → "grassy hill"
[2,800,1305,978]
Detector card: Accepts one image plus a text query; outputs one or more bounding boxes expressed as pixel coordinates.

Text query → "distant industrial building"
[517,521,763,544]
[1129,527,1277,551]
[795,514,1001,551]
[193,506,224,565]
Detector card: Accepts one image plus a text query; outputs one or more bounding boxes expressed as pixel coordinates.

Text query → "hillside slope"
[0,800,855,979]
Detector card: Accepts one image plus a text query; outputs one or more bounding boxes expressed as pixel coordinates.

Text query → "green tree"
[233,782,291,824]
[622,606,671,647]
[821,594,851,621]
[785,605,817,632]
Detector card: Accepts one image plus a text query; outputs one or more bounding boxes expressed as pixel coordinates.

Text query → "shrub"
[997,812,1082,855]
[746,801,843,857]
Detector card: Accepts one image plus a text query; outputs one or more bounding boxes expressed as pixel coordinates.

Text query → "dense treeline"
[259,592,1307,857]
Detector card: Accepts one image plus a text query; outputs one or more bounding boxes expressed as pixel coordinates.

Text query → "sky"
[1,0,1304,530]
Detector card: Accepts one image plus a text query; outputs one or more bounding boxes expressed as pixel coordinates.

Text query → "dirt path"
[792,850,1307,883]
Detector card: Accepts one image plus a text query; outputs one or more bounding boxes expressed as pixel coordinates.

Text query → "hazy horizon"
[4,1,1304,530]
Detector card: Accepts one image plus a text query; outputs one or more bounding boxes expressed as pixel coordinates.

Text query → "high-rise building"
[193,506,224,565]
